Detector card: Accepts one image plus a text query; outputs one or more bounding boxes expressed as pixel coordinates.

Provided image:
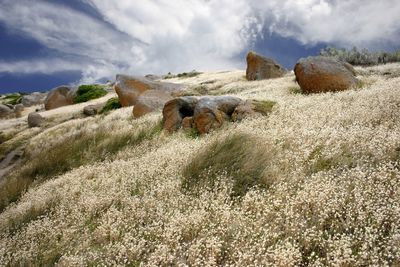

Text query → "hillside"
[1,63,400,266]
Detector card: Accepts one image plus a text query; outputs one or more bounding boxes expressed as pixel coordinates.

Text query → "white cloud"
[0,0,399,84]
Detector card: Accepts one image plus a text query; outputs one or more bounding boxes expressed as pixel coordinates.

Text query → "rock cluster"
[163,96,256,134]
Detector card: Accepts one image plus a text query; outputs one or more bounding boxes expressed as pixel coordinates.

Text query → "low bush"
[2,93,22,105]
[100,97,122,114]
[320,46,400,66]
[252,100,277,116]
[73,85,107,104]
[182,133,273,198]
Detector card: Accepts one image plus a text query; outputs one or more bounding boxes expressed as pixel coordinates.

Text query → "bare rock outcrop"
[132,90,173,118]
[163,96,260,134]
[0,104,13,119]
[114,75,184,107]
[246,51,287,81]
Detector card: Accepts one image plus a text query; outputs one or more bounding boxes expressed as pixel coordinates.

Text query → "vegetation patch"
[252,100,277,116]
[100,97,122,114]
[180,85,209,96]
[1,93,23,105]
[164,70,202,79]
[0,120,163,212]
[288,85,302,94]
[182,133,273,198]
[307,145,356,174]
[73,85,107,104]
[320,46,400,66]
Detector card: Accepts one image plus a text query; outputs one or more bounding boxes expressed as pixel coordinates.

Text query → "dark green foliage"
[252,100,277,116]
[182,133,272,198]
[100,97,122,114]
[73,85,107,104]
[2,93,22,105]
[0,120,163,212]
[320,46,400,66]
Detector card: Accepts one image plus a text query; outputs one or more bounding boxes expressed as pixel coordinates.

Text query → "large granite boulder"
[193,96,243,134]
[114,75,184,107]
[0,104,13,119]
[246,51,287,81]
[162,96,198,132]
[28,112,44,127]
[132,90,173,118]
[294,56,359,94]
[22,92,47,107]
[44,86,75,110]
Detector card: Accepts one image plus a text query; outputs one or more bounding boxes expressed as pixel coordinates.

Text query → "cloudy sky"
[0,0,399,93]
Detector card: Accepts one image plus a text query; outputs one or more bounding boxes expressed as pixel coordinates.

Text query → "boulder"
[132,90,173,118]
[21,92,47,107]
[83,103,105,116]
[114,75,184,107]
[0,104,13,119]
[246,51,287,81]
[193,96,243,134]
[28,112,44,127]
[162,96,244,134]
[162,97,198,132]
[44,86,75,110]
[14,104,24,118]
[294,56,359,94]
[231,101,257,122]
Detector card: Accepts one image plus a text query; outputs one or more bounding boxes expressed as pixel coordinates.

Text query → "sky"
[0,0,399,94]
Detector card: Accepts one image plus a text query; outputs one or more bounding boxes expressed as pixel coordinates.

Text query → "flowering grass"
[1,65,400,265]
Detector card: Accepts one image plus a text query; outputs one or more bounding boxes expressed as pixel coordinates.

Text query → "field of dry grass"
[1,64,400,266]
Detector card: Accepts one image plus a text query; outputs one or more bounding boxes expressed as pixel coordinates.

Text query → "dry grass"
[1,65,400,266]
[182,133,275,198]
[0,110,163,212]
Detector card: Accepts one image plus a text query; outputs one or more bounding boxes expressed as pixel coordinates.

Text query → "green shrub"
[252,100,277,116]
[2,93,22,105]
[182,133,273,198]
[100,97,122,114]
[73,85,107,104]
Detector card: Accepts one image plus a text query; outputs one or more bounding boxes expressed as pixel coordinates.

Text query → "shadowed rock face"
[163,96,252,134]
[294,56,359,94]
[246,51,287,81]
[44,86,75,110]
[162,97,198,132]
[114,75,184,107]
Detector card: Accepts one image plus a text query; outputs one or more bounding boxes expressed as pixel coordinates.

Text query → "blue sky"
[0,0,399,94]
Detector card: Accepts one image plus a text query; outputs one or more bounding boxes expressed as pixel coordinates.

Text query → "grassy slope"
[1,65,400,266]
